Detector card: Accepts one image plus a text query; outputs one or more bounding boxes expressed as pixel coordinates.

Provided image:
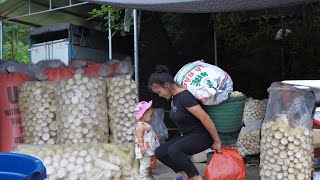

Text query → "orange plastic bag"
[205,148,246,180]
[150,156,157,169]
[44,67,75,82]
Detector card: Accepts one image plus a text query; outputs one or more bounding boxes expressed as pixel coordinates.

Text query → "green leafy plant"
[212,13,250,49]
[160,13,185,46]
[212,12,277,49]
[88,5,133,37]
[2,22,30,63]
[212,4,320,79]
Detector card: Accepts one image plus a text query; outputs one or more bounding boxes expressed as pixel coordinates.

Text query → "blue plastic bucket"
[0,153,47,180]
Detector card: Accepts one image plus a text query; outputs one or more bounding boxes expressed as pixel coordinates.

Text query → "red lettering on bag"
[183,83,188,88]
[184,77,191,83]
[188,72,194,77]
[195,66,205,71]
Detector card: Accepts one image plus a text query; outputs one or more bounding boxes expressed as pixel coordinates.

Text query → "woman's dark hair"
[148,65,175,88]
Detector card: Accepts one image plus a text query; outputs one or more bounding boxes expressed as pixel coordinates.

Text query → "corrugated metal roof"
[0,0,101,28]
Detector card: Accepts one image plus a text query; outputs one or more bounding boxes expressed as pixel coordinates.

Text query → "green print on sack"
[190,72,209,86]
[221,82,228,91]
[206,80,214,88]
[181,65,206,88]
[205,76,228,90]
[215,77,221,87]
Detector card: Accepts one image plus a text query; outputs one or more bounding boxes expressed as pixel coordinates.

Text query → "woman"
[149,65,221,180]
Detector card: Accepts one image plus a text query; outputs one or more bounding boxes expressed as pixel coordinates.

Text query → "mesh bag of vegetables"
[56,74,109,144]
[19,81,58,145]
[106,75,138,144]
[237,119,262,156]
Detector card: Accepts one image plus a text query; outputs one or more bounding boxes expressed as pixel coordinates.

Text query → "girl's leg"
[139,156,153,180]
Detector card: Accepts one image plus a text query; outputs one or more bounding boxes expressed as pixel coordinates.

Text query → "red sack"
[150,156,158,169]
[69,59,112,77]
[205,148,246,180]
[84,64,102,77]
[44,67,75,82]
[84,64,112,77]
[0,72,31,152]
[104,57,133,77]
[35,60,76,82]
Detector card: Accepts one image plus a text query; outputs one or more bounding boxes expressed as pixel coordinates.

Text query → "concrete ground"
[152,161,260,180]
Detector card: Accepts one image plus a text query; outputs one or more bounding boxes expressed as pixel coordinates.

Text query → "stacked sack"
[19,74,109,145]
[19,81,58,145]
[237,98,267,156]
[0,61,34,151]
[19,58,137,145]
[106,75,138,144]
[56,74,109,144]
[15,58,141,180]
[242,98,267,123]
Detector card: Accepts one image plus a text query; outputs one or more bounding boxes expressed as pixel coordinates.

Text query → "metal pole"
[133,9,139,97]
[49,0,52,10]
[214,26,218,66]
[108,10,112,60]
[138,10,141,37]
[0,19,2,59]
[28,0,31,14]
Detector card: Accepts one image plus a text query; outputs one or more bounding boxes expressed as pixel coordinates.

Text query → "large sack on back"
[174,60,233,105]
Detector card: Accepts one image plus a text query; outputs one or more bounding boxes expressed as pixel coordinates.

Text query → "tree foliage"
[88,5,133,37]
[2,22,31,63]
[212,4,320,80]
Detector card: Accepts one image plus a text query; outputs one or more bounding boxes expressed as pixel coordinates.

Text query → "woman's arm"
[187,105,221,152]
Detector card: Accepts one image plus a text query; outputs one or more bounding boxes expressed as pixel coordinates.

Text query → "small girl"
[135,100,160,180]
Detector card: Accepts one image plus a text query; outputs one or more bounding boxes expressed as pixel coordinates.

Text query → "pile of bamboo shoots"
[106,75,138,144]
[231,91,244,97]
[15,143,139,180]
[260,117,313,180]
[243,98,267,122]
[19,81,58,145]
[237,120,261,156]
[56,74,108,144]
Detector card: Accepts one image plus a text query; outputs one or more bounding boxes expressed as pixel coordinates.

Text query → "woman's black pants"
[155,132,213,178]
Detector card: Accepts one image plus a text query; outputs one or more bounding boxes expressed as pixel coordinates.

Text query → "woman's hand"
[212,140,221,153]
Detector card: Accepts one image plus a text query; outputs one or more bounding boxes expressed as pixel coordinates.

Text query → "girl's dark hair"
[148,65,175,88]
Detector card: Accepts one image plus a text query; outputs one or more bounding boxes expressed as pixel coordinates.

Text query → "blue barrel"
[0,153,47,180]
